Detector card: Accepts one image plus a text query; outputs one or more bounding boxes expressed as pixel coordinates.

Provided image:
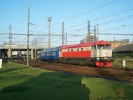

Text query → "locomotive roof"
[61,40,111,49]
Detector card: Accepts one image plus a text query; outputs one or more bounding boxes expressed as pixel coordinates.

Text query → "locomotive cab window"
[106,45,111,49]
[94,46,96,49]
[97,45,105,49]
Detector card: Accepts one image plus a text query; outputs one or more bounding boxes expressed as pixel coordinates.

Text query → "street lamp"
[48,17,52,48]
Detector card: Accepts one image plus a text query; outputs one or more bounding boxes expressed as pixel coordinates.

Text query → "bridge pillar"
[31,49,37,60]
[31,49,34,59]
[35,49,37,60]
[8,49,12,60]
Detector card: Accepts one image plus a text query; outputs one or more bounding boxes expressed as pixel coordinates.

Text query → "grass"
[112,58,133,68]
[0,62,133,100]
[112,54,133,68]
[82,77,133,100]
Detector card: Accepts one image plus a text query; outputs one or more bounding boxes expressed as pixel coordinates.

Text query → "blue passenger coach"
[39,47,60,61]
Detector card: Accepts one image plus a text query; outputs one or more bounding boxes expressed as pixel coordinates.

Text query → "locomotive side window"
[87,48,88,50]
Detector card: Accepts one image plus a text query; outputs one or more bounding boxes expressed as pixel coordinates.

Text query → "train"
[0,49,8,63]
[39,40,112,67]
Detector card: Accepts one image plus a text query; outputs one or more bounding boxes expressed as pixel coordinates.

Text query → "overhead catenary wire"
[54,0,119,24]
[52,7,133,34]
[67,15,133,32]
[57,13,133,34]
[32,1,133,38]
[37,0,118,32]
[1,0,133,46]
[1,14,133,38]
[101,24,133,32]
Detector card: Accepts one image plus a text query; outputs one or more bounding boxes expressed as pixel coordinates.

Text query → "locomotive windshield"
[97,45,111,50]
[97,45,105,49]
[106,45,112,49]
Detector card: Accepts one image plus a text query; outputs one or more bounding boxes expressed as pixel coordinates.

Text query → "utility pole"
[66,33,67,45]
[96,25,99,41]
[62,22,65,46]
[88,20,90,42]
[88,20,90,36]
[94,26,96,42]
[35,38,37,60]
[114,36,115,54]
[84,37,86,43]
[94,25,99,42]
[8,25,12,61]
[48,17,52,48]
[27,7,30,67]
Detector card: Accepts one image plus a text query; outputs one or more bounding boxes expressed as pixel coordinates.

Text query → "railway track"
[18,60,133,83]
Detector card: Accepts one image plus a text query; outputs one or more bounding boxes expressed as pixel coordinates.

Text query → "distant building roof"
[113,44,133,52]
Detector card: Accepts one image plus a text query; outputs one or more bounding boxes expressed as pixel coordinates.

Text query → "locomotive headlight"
[104,57,108,61]
[97,58,100,60]
[104,57,107,59]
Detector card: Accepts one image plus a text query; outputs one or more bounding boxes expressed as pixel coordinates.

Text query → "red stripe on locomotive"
[62,51,91,58]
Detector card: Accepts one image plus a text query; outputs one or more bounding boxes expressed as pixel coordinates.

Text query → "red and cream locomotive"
[59,40,112,67]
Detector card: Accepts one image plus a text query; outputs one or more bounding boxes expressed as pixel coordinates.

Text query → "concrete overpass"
[0,44,46,60]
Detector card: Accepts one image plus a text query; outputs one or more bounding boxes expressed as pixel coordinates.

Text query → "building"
[111,39,129,49]
[113,44,133,57]
[80,34,97,43]
[0,49,8,62]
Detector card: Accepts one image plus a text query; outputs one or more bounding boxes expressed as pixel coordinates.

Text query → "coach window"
[81,48,83,51]
[68,49,69,52]
[43,52,46,56]
[71,49,73,52]
[47,52,49,56]
[52,52,56,56]
[77,48,79,51]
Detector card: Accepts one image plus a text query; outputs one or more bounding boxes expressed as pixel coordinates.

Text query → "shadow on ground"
[0,72,90,100]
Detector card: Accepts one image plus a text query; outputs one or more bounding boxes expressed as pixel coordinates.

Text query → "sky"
[0,0,133,47]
